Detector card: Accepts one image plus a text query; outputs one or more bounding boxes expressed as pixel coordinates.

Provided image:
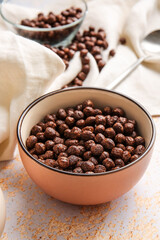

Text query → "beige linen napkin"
[49,0,160,115]
[94,0,160,115]
[0,30,65,161]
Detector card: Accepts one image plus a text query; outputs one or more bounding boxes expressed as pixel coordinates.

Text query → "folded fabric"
[0,0,160,161]
[0,31,65,161]
[49,0,160,115]
[93,0,160,116]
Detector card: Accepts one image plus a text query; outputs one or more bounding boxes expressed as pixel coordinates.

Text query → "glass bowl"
[0,0,87,47]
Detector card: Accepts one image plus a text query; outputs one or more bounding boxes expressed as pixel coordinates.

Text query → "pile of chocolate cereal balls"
[26,100,146,174]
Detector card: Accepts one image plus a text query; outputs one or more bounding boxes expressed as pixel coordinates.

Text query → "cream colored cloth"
[49,0,160,115]
[0,31,65,161]
[0,0,160,161]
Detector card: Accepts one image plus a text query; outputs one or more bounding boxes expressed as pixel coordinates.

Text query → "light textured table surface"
[0,118,160,240]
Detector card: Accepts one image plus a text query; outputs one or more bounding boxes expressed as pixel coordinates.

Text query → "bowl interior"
[0,0,87,26]
[19,88,153,156]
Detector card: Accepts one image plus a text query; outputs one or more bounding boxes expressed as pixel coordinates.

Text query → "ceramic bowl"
[17,87,155,205]
[0,188,6,237]
[0,0,87,47]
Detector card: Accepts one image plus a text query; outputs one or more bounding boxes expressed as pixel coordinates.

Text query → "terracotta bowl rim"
[17,87,156,177]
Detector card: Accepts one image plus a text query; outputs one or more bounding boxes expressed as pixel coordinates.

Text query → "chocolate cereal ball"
[111,147,123,159]
[101,138,115,150]
[57,156,69,169]
[26,135,37,149]
[91,144,104,156]
[31,125,42,136]
[104,128,116,138]
[81,161,95,172]
[135,136,145,146]
[94,164,106,173]
[124,123,134,134]
[99,151,110,162]
[102,158,115,170]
